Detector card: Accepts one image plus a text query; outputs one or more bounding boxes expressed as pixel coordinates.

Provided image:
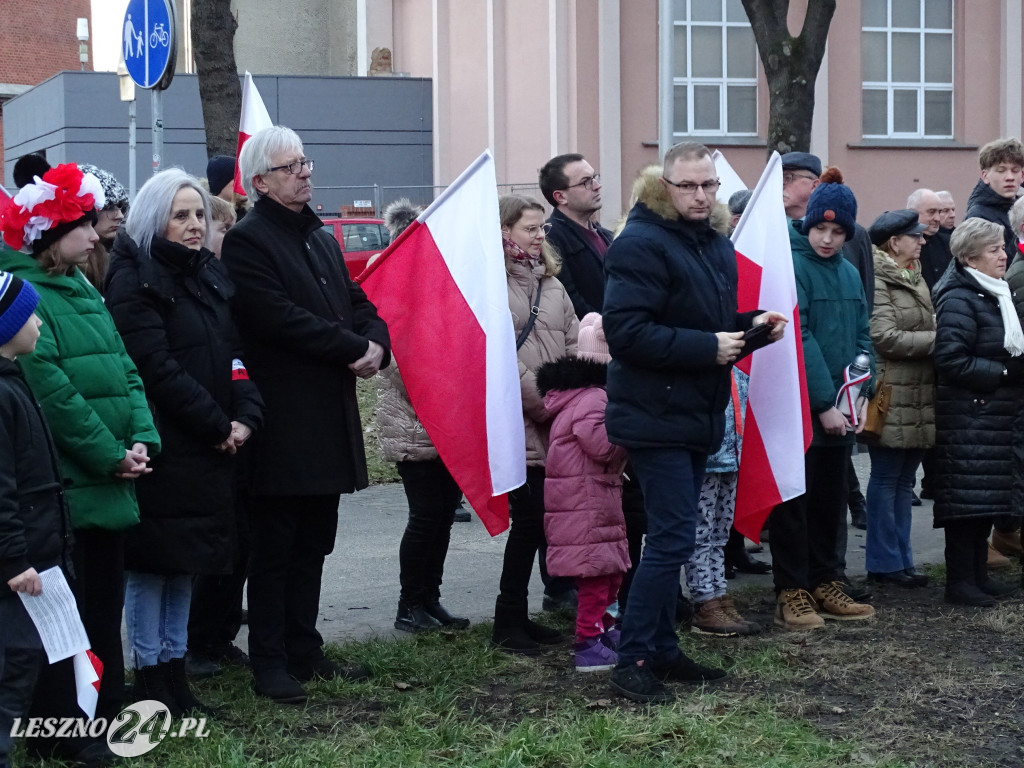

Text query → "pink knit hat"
[577,312,611,363]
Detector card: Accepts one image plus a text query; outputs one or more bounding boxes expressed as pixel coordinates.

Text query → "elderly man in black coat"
[223,126,391,704]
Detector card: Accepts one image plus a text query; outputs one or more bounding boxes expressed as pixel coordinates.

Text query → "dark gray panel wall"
[4,71,433,215]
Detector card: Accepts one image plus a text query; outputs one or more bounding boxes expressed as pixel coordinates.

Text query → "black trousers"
[188,491,250,655]
[397,459,462,605]
[247,494,339,673]
[944,517,993,587]
[618,471,647,617]
[0,646,43,767]
[771,445,850,592]
[495,467,547,627]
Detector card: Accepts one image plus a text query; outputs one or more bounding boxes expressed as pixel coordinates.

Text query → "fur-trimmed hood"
[621,163,731,236]
[383,198,422,239]
[536,355,607,396]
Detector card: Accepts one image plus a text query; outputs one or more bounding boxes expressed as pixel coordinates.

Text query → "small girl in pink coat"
[536,313,630,672]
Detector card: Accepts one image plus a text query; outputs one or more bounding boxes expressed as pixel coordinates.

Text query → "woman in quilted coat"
[537,313,627,672]
[863,209,934,588]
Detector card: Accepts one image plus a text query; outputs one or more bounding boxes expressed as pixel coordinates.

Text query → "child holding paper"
[0,271,71,768]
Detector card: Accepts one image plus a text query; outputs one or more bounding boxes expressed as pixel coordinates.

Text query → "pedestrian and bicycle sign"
[122,0,177,90]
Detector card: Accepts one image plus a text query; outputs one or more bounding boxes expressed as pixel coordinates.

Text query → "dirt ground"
[467,575,1024,768]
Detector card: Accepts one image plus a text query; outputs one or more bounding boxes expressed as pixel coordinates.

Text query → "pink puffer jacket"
[538,357,630,579]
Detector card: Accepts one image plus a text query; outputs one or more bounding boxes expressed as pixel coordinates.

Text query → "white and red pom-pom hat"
[0,163,105,254]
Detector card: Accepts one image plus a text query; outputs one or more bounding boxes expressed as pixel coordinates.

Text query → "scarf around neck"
[965,266,1024,356]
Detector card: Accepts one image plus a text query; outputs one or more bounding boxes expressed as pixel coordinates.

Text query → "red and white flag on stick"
[73,650,103,719]
[731,151,812,540]
[233,72,273,195]
[358,151,525,535]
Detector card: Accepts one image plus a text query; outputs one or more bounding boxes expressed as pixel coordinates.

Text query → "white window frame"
[862,0,954,139]
[671,0,758,139]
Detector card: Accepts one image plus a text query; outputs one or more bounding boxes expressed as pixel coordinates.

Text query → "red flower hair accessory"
[0,163,105,251]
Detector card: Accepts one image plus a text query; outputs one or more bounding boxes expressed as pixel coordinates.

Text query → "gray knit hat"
[78,164,128,212]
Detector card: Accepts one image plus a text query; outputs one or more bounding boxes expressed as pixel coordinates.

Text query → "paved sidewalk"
[235,450,945,648]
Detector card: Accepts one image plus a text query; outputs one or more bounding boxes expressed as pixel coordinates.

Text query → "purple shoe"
[575,637,618,672]
[600,627,621,651]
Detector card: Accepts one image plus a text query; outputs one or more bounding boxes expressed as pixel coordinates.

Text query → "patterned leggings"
[683,471,737,604]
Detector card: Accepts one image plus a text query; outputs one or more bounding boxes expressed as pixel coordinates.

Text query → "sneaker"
[691,595,762,637]
[775,588,825,631]
[649,652,727,683]
[835,577,873,603]
[609,662,674,703]
[288,655,370,683]
[574,637,618,672]
[600,626,621,650]
[812,582,876,621]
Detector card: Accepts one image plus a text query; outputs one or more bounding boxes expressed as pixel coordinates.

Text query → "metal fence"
[313,183,547,219]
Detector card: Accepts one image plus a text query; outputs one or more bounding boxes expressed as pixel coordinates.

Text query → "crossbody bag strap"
[515,278,545,350]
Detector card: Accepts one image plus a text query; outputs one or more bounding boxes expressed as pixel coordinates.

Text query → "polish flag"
[358,151,525,535]
[732,151,811,540]
[712,149,747,206]
[233,72,274,195]
[73,650,103,719]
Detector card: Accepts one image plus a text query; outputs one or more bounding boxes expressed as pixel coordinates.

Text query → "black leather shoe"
[903,569,929,587]
[423,602,470,629]
[288,655,370,683]
[910,492,922,507]
[253,668,307,703]
[944,582,997,607]
[524,618,564,644]
[453,502,472,523]
[650,653,727,683]
[836,578,873,603]
[978,578,1019,598]
[726,549,773,575]
[491,628,542,656]
[868,570,918,587]
[395,601,443,633]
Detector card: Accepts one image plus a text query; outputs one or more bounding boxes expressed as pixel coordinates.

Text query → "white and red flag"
[233,72,274,195]
[358,151,525,535]
[73,649,103,719]
[732,151,811,540]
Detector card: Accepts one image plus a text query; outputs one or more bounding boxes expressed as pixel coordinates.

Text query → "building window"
[862,0,953,139]
[672,0,758,137]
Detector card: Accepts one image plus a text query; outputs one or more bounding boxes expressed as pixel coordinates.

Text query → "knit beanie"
[78,164,129,212]
[0,271,40,346]
[206,156,237,197]
[577,312,611,364]
[802,168,857,240]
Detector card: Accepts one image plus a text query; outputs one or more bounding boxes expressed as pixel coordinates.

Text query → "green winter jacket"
[0,247,160,530]
[790,221,873,446]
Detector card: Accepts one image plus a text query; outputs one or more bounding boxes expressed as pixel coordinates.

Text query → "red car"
[320,217,391,279]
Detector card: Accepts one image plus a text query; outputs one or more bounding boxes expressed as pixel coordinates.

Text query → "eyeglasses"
[268,158,314,175]
[782,171,818,185]
[662,177,721,195]
[565,174,601,191]
[518,223,553,237]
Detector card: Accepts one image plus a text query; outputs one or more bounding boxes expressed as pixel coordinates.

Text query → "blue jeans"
[124,572,193,669]
[617,447,705,666]
[865,445,925,573]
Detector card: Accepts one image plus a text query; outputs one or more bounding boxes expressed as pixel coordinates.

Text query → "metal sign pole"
[153,89,163,174]
[128,100,137,198]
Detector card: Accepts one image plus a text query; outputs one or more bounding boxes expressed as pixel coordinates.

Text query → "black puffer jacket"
[545,207,613,319]
[965,179,1019,265]
[106,233,264,574]
[0,358,72,594]
[222,196,391,496]
[931,259,1024,523]
[603,176,759,452]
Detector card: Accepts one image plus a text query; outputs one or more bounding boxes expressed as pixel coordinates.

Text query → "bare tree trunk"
[741,0,836,158]
[191,0,240,158]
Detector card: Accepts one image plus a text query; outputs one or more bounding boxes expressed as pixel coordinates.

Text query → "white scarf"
[965,267,1024,357]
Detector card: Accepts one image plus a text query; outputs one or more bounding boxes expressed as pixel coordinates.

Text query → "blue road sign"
[123,0,177,90]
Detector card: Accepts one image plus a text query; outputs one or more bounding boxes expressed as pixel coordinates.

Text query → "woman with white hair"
[105,168,263,714]
[932,216,1024,606]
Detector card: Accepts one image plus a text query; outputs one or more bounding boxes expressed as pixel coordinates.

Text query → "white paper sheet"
[17,566,90,664]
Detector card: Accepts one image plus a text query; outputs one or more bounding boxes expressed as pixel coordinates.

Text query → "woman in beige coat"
[864,210,935,587]
[492,195,579,655]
